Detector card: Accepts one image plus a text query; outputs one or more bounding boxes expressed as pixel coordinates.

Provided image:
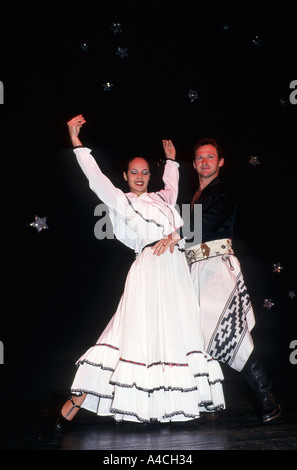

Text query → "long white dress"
[70,147,225,423]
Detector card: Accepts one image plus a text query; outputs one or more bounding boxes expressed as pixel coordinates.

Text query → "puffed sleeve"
[73,147,129,218]
[156,159,180,205]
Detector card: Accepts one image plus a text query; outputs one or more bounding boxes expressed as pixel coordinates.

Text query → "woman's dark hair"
[126,156,150,172]
[193,137,223,160]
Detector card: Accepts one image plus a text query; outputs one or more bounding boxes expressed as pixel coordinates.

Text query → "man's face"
[193,144,224,179]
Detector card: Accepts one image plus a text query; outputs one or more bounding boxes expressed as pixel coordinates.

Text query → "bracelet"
[166,157,176,162]
[73,145,84,149]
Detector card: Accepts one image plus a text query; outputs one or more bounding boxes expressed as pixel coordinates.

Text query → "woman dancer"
[55,115,225,429]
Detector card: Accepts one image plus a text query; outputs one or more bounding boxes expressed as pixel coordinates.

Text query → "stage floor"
[0,381,296,452]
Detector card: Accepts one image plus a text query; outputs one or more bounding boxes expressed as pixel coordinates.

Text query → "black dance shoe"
[55,413,71,431]
[54,397,81,431]
[261,394,281,423]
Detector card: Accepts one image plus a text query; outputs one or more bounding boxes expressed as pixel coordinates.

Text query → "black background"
[0,0,296,399]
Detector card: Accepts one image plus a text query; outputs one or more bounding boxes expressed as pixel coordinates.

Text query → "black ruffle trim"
[71,372,223,397]
[110,407,200,423]
[71,388,113,399]
[76,345,223,388]
[76,359,222,384]
[77,345,212,369]
[70,389,225,423]
[109,381,198,394]
[76,359,114,372]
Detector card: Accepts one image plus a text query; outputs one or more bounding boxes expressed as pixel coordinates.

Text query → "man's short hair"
[193,137,223,159]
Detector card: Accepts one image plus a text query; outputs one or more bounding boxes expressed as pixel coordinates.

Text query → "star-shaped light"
[30,215,48,233]
[252,35,263,46]
[80,43,89,52]
[279,98,289,107]
[115,47,128,59]
[288,291,296,300]
[273,262,284,273]
[110,22,122,34]
[187,89,198,102]
[263,298,274,310]
[102,81,114,92]
[249,155,260,166]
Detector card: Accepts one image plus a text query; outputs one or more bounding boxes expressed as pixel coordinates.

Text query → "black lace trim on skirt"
[70,388,225,422]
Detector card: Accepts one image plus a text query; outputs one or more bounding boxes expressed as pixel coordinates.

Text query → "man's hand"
[151,231,181,256]
[162,139,176,160]
[67,114,86,147]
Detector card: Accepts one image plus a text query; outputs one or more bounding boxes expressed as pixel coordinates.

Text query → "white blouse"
[74,147,184,254]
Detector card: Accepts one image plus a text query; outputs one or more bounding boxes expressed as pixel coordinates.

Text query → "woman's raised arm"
[67,115,129,218]
[157,140,179,205]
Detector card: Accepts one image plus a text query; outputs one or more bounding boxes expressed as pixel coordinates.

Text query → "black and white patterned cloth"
[187,245,255,372]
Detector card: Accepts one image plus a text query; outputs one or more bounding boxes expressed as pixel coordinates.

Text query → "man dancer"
[154,137,280,423]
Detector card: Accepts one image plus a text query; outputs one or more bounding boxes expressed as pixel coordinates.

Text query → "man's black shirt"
[183,177,237,245]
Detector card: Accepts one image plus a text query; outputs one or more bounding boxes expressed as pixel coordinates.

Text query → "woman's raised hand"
[67,114,86,147]
[162,139,176,160]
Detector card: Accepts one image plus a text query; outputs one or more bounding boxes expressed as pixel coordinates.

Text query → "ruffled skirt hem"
[70,346,225,423]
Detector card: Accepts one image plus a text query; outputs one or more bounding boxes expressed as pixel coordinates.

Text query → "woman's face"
[123,157,151,196]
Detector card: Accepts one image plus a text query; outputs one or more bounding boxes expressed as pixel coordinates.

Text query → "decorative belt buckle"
[201,243,210,259]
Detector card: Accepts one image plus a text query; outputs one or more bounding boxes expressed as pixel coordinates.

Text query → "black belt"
[143,240,160,250]
[143,240,184,252]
